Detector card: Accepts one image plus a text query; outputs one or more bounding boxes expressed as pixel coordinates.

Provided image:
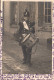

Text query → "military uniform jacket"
[19,19,35,35]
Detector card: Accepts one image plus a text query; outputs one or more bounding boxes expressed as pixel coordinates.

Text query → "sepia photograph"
[2,1,52,74]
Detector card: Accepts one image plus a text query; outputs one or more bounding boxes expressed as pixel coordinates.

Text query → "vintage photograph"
[2,1,52,74]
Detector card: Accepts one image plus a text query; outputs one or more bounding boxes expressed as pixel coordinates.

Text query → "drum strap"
[21,34,30,43]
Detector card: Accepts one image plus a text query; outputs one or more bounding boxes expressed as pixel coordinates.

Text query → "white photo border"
[0,0,54,80]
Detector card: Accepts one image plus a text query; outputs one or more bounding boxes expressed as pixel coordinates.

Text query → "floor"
[2,31,52,74]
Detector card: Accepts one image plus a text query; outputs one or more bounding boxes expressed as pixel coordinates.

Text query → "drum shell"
[21,34,38,48]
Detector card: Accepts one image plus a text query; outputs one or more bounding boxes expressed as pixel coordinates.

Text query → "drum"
[21,33,39,48]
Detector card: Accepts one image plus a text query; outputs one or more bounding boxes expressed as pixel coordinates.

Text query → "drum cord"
[32,37,39,54]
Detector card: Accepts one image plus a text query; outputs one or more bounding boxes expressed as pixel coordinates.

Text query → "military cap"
[24,9,30,17]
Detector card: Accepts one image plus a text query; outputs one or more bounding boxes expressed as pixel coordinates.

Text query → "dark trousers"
[22,45,32,63]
